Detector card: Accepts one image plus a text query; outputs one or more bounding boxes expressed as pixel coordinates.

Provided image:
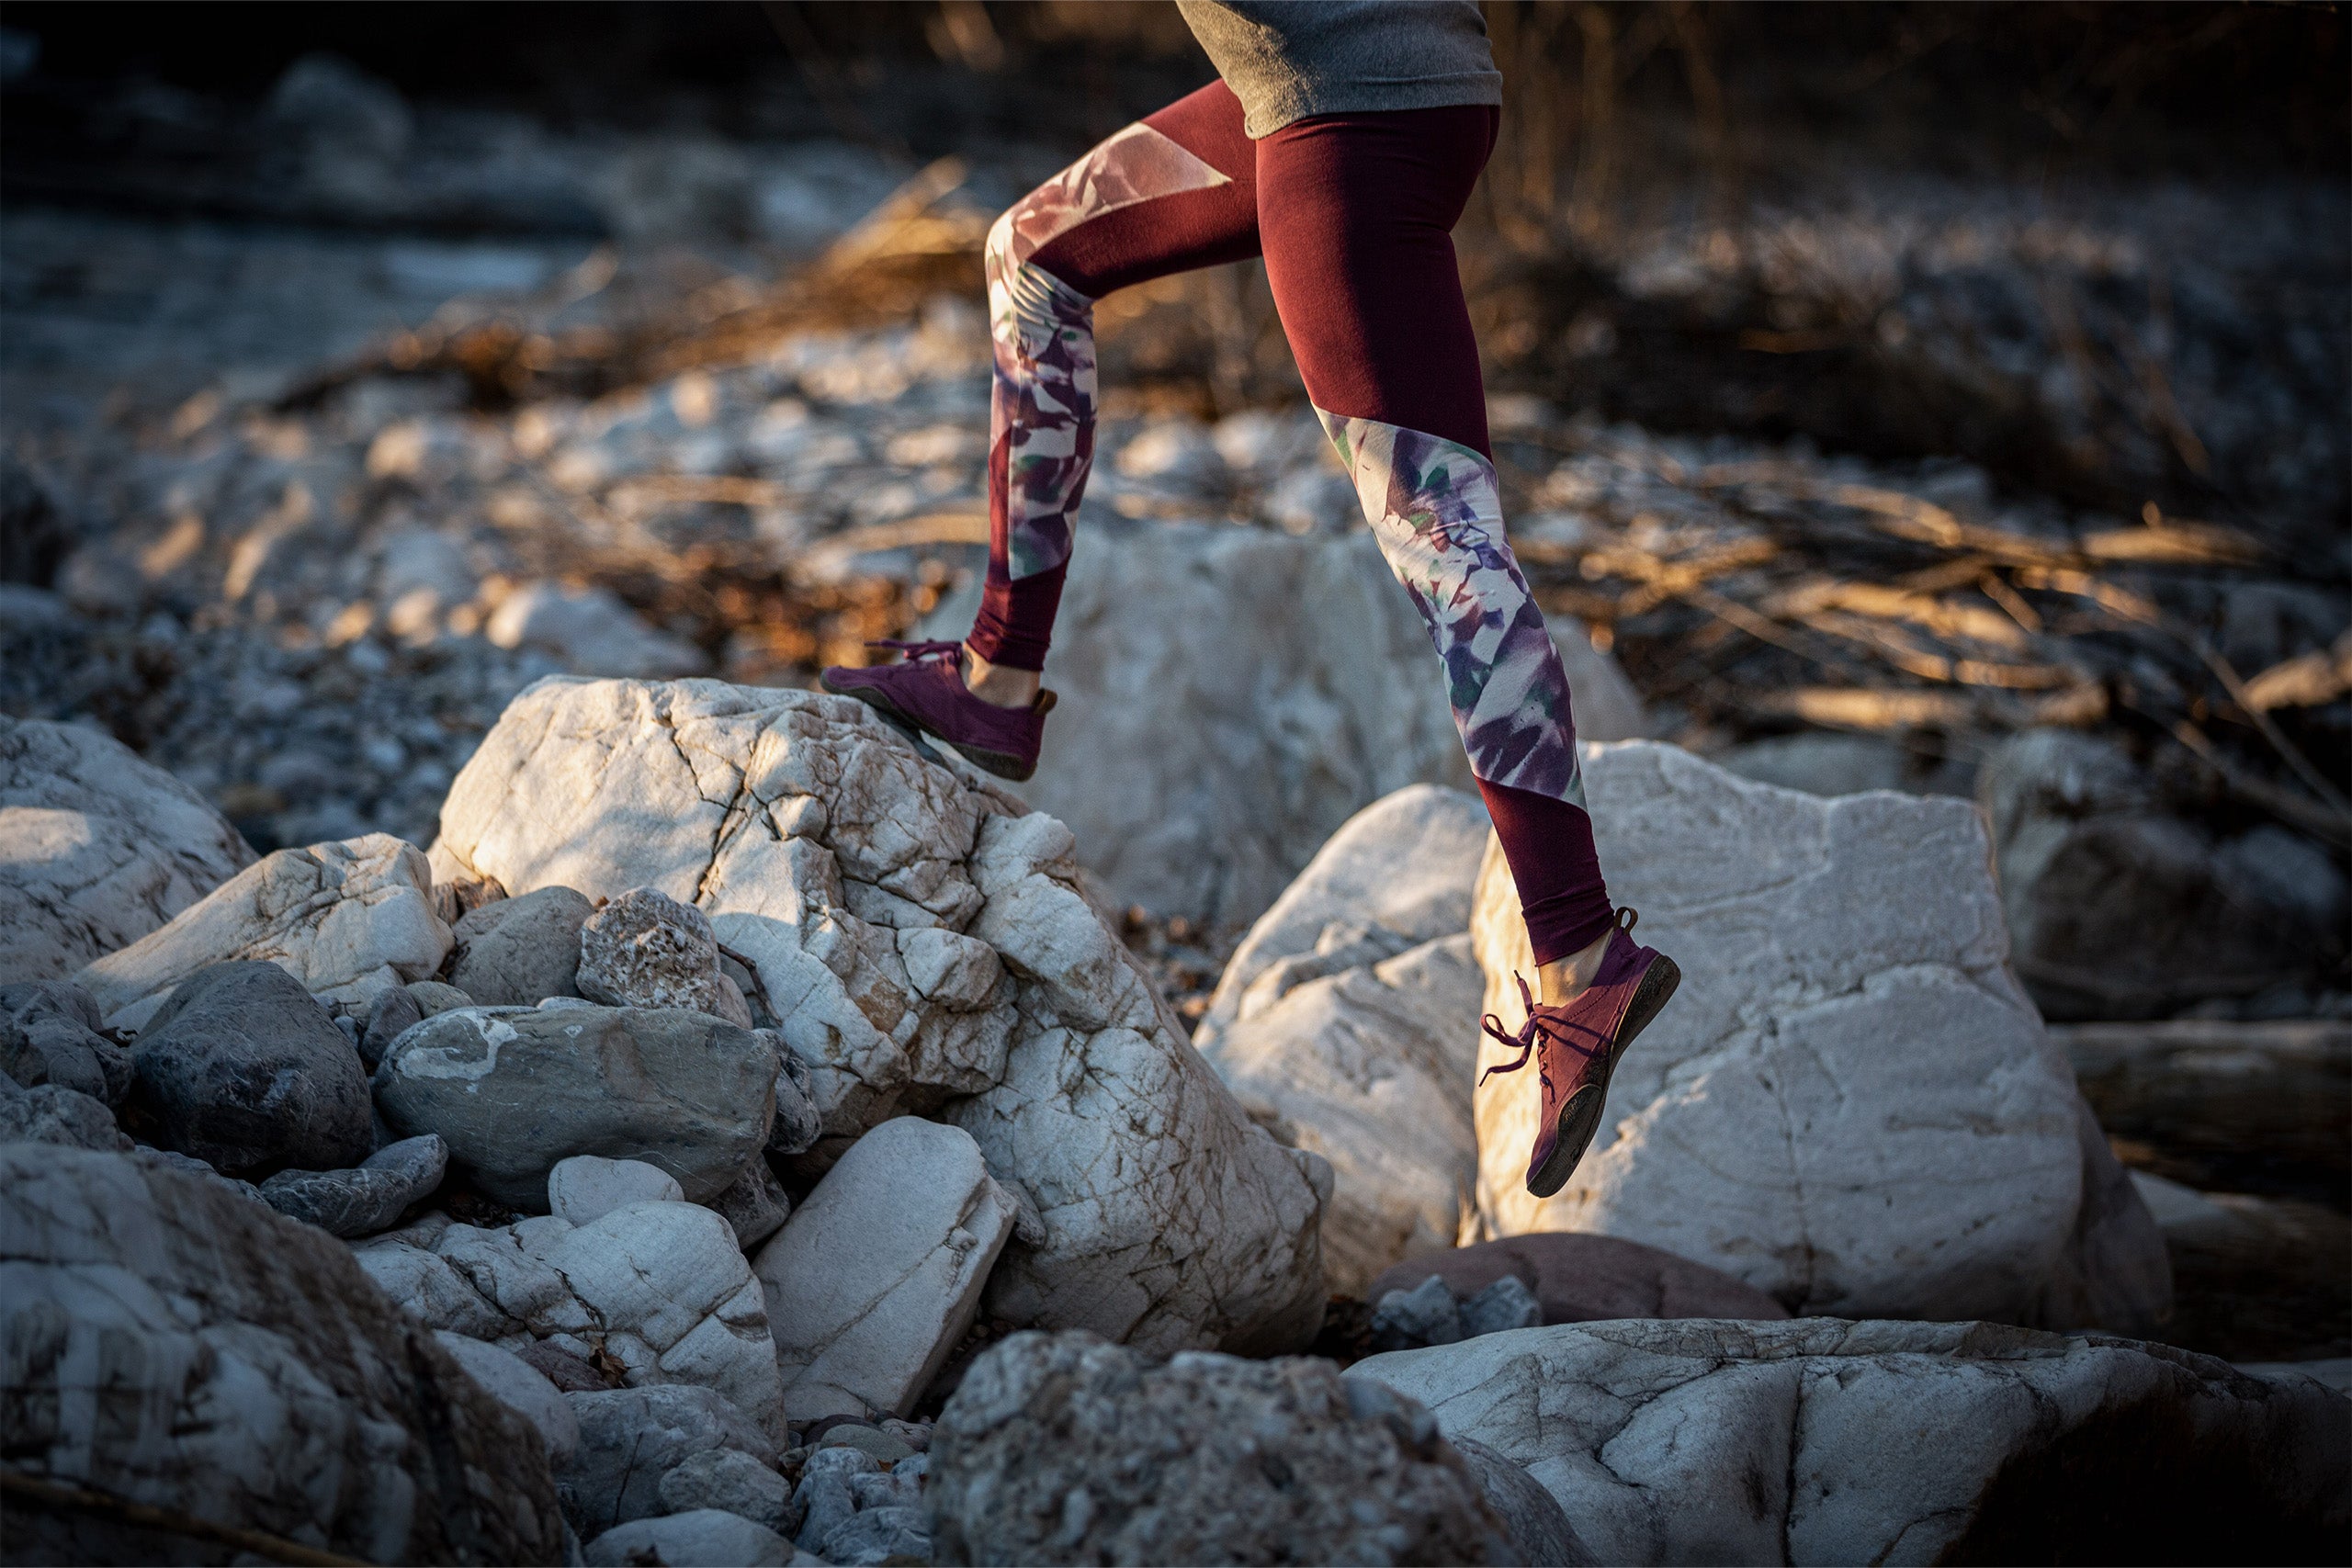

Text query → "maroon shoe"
[819,638,1055,782]
[1482,908,1681,1199]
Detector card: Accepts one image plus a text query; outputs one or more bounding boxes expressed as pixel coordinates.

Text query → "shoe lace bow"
[1478,972,1607,1087]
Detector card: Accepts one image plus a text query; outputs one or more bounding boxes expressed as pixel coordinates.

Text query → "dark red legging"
[967,81,1613,965]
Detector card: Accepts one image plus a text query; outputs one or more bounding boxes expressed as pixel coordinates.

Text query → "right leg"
[965,83,1262,682]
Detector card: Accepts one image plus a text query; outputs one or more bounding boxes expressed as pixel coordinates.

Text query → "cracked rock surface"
[430,676,1327,1353]
[354,1196,786,1438]
[1472,741,2167,1327]
[1351,1317,2352,1566]
[1,716,254,984]
[0,1145,567,1564]
[75,832,450,1032]
[928,1329,1520,1567]
[1193,785,1494,1292]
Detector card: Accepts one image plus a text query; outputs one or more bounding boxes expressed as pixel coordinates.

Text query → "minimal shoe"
[819,638,1055,781]
[1482,908,1681,1199]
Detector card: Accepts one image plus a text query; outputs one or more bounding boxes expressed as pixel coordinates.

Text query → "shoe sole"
[818,673,1036,782]
[1526,954,1681,1200]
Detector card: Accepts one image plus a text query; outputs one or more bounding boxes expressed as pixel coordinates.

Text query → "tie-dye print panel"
[1317,411,1588,809]
[986,124,1230,582]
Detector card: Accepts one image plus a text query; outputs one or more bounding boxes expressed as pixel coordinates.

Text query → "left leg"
[1253,107,1617,988]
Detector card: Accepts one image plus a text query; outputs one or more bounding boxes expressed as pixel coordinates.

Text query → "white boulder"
[356,1198,786,1436]
[925,523,1646,925]
[75,833,450,1031]
[1470,741,2167,1329]
[548,1153,686,1224]
[1352,1318,2351,1565]
[752,1116,1016,1421]
[0,715,254,983]
[1194,783,1491,1054]
[1203,935,1486,1295]
[431,677,1326,1354]
[1190,784,1492,1294]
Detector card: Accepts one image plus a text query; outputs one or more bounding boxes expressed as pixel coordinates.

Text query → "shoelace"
[865,637,965,665]
[1477,908,1642,1087]
[1478,973,1604,1087]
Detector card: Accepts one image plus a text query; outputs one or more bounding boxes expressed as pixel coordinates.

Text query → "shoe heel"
[1620,954,1680,1046]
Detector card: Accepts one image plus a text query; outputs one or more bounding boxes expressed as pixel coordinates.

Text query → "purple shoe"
[1482,908,1681,1199]
[819,638,1055,782]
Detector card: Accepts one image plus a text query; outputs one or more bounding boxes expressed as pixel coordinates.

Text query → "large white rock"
[923,522,1645,924]
[356,1199,786,1436]
[1470,741,2168,1329]
[75,833,451,1031]
[1192,785,1494,1293]
[1202,936,1486,1296]
[1352,1318,2352,1566]
[0,715,254,983]
[0,1145,566,1564]
[1194,783,1491,1055]
[753,1116,1015,1421]
[430,677,1326,1354]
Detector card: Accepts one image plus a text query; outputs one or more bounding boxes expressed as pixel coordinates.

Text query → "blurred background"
[2,3,2346,1356]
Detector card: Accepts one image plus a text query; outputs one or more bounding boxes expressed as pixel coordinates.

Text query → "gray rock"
[1449,1436,1596,1567]
[0,979,130,1104]
[131,1143,266,1205]
[927,1331,1515,1566]
[1367,1233,1792,1326]
[1,1145,566,1564]
[577,886,749,1024]
[257,1132,447,1237]
[131,960,373,1175]
[435,1329,582,1467]
[1980,729,2337,1019]
[706,1155,791,1249]
[406,978,476,1015]
[448,885,593,1006]
[1353,1318,2352,1565]
[357,983,423,1069]
[659,1447,796,1535]
[374,1003,778,1210]
[822,1506,930,1566]
[816,1424,914,1467]
[791,1447,876,1554]
[0,1074,130,1151]
[1372,1275,1465,1353]
[560,1382,775,1537]
[767,1047,821,1157]
[1459,1275,1544,1338]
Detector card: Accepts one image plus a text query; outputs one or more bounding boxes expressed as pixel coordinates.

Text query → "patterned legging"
[964,81,1612,965]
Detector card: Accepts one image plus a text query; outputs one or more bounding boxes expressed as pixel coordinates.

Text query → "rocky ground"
[4,33,2347,1568]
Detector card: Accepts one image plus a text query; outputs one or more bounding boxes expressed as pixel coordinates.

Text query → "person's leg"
[1255,107,1618,990]
[964,82,1261,691]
